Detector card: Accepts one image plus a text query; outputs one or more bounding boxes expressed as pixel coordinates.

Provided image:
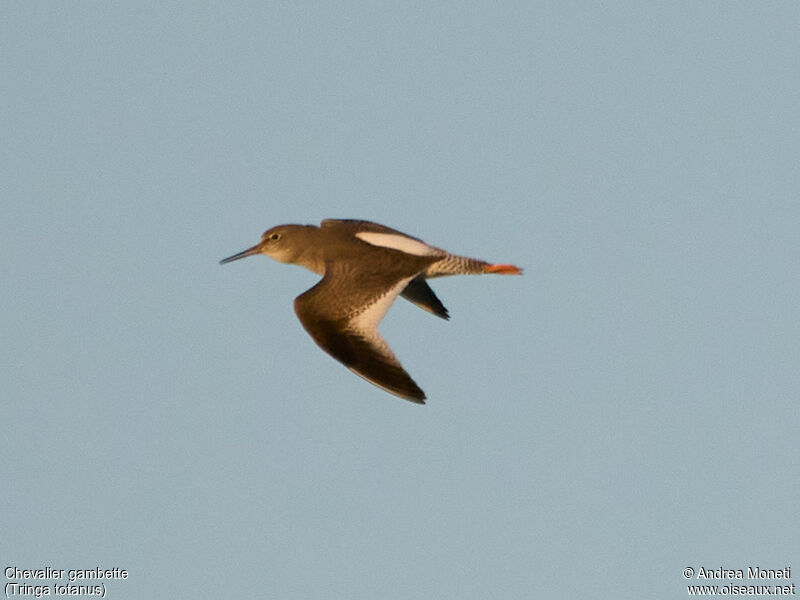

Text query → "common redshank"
[220,219,522,404]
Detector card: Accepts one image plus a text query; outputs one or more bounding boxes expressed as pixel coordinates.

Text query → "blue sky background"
[3,3,799,598]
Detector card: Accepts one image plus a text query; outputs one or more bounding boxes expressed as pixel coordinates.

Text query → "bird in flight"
[220,219,522,404]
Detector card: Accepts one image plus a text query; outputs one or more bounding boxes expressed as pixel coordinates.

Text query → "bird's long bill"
[219,243,262,264]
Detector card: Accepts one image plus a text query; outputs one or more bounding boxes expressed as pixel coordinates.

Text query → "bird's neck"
[292,226,326,274]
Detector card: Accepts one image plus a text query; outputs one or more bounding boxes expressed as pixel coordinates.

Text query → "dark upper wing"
[400,276,449,320]
[320,218,429,243]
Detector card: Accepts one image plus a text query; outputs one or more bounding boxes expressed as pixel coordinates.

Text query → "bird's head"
[219,225,306,265]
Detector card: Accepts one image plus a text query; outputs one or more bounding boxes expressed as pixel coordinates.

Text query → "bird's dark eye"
[270,233,281,241]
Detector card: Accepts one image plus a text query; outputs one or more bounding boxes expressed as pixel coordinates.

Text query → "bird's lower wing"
[293,313,426,403]
[293,268,426,403]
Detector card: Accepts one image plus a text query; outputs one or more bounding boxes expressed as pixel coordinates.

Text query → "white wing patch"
[355,231,437,256]
[349,276,414,335]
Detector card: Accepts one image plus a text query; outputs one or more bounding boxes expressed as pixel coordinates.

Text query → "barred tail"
[426,254,522,277]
